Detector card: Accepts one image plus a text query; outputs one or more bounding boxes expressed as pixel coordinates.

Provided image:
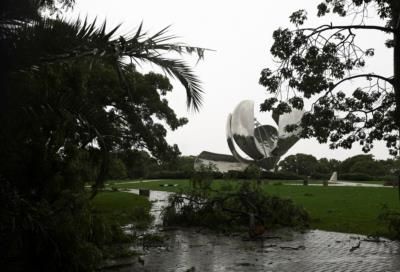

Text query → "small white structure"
[329,171,338,183]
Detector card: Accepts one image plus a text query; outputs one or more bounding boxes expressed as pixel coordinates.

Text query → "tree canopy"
[1,1,207,193]
[279,153,319,176]
[259,0,400,156]
[0,1,206,270]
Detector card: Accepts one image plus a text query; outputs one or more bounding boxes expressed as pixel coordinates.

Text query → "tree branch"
[301,24,394,37]
[311,74,393,112]
[329,74,394,92]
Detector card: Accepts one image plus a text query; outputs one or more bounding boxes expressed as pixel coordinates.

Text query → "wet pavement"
[112,190,400,272]
[118,228,400,272]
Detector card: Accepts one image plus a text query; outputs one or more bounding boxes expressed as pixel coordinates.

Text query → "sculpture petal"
[254,125,278,157]
[272,108,304,157]
[230,100,264,160]
[278,108,304,138]
[226,113,253,164]
[272,136,300,157]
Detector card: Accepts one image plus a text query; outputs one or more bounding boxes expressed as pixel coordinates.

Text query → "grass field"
[112,179,400,236]
[91,191,152,226]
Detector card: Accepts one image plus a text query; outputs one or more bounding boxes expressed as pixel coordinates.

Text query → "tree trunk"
[393,11,400,200]
[394,16,400,127]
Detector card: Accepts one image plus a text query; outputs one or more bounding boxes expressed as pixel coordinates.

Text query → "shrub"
[222,170,302,180]
[224,170,239,180]
[0,184,103,271]
[378,206,400,240]
[381,176,399,187]
[338,172,374,181]
[146,170,191,179]
[244,165,261,180]
[0,182,144,271]
[261,171,303,180]
[311,172,331,180]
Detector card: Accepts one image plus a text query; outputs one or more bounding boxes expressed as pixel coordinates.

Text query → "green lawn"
[91,191,152,226]
[262,185,399,235]
[113,179,400,236]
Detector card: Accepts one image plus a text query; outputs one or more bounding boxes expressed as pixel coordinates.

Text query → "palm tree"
[1,4,207,191]
[0,2,207,270]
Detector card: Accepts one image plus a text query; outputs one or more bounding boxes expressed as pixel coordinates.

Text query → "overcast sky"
[68,0,393,161]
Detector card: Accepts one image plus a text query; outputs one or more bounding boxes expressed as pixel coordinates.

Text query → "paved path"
[290,181,389,188]
[120,229,400,272]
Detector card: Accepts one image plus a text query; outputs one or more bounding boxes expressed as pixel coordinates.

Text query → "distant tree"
[259,0,400,156]
[107,155,128,180]
[339,154,374,173]
[350,160,386,176]
[120,150,160,179]
[162,155,195,172]
[380,158,400,174]
[316,157,340,174]
[339,154,387,176]
[279,153,319,176]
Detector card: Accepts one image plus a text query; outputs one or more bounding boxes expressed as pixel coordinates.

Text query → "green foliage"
[0,1,206,270]
[379,205,400,239]
[0,0,75,21]
[340,154,374,172]
[0,182,102,272]
[223,170,240,180]
[244,164,262,180]
[279,153,318,176]
[383,175,399,186]
[259,0,400,156]
[0,185,152,272]
[118,150,158,179]
[315,158,340,174]
[161,155,195,173]
[276,153,400,181]
[338,172,374,181]
[339,154,391,177]
[162,181,310,231]
[190,163,216,193]
[107,156,128,180]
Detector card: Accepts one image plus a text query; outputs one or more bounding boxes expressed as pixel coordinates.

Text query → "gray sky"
[68,0,393,161]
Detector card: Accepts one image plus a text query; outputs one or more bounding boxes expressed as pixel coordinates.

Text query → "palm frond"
[136,55,204,111]
[3,18,209,110]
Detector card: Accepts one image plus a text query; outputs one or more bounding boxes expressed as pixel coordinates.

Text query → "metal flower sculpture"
[226,100,304,170]
[195,100,304,172]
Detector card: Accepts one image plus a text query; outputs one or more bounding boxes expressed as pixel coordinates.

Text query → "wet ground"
[111,190,400,272]
[122,229,400,272]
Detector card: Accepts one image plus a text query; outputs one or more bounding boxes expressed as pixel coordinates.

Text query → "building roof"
[197,151,238,163]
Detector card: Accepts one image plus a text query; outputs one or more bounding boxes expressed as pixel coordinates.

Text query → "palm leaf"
[2,18,208,110]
